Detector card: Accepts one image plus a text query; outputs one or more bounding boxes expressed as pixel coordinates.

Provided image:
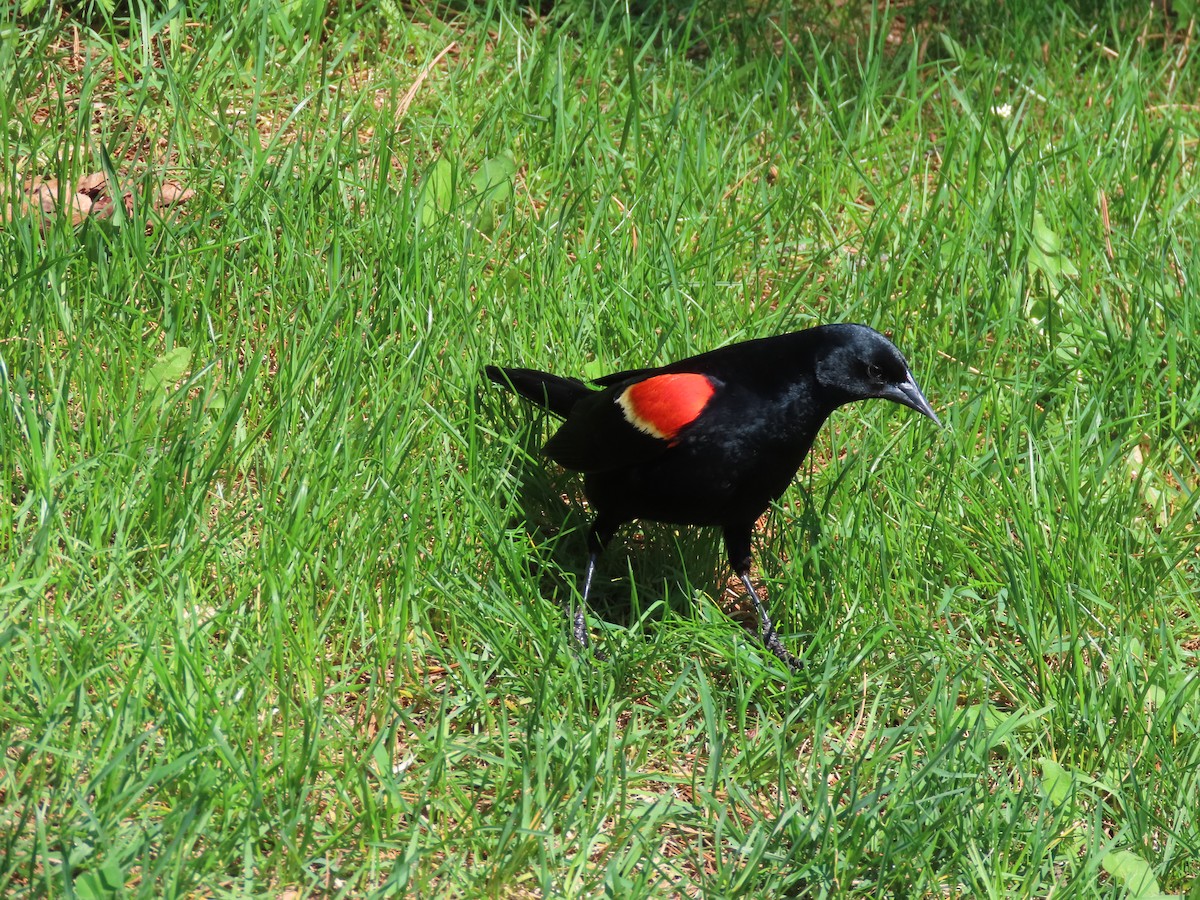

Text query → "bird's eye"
[866,363,883,381]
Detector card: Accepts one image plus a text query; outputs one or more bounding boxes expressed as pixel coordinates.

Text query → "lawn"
[2,0,1198,895]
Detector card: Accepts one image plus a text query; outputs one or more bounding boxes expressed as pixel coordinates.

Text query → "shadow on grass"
[493,409,736,636]
[493,407,832,662]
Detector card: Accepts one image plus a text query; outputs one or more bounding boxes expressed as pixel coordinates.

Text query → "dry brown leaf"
[91,195,115,219]
[29,182,60,214]
[90,191,135,221]
[397,42,457,118]
[156,181,195,208]
[68,192,94,225]
[76,171,108,195]
[3,170,194,232]
[26,180,93,224]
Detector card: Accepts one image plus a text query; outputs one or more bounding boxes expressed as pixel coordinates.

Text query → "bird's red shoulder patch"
[616,373,715,442]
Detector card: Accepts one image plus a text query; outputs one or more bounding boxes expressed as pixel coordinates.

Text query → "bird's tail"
[484,365,591,419]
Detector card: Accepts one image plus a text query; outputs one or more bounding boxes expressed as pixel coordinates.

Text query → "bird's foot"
[570,607,607,663]
[737,569,803,674]
[572,607,590,649]
[760,624,803,673]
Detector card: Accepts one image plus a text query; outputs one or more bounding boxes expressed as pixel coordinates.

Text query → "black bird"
[485,323,940,670]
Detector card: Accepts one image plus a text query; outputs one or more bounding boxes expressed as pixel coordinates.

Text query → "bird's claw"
[761,626,804,673]
[572,608,590,649]
[739,571,803,674]
[570,607,608,664]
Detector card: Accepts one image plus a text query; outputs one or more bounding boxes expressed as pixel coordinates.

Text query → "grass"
[2,0,1198,895]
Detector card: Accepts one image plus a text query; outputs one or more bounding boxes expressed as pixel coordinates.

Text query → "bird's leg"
[726,526,802,673]
[569,516,616,655]
[575,552,598,650]
[737,569,802,673]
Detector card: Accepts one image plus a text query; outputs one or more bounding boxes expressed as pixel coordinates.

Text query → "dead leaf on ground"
[76,171,108,195]
[3,171,196,233]
[157,180,195,208]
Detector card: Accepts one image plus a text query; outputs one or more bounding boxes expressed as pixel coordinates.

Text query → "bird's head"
[814,324,942,426]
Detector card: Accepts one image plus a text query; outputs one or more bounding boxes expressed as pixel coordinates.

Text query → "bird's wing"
[544,372,720,472]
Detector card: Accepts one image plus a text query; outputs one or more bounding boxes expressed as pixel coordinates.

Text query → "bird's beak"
[886,374,942,427]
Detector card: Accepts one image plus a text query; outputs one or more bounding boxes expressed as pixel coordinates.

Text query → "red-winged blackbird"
[485,323,940,671]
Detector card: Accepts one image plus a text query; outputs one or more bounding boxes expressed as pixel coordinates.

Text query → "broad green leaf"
[1102,849,1160,899]
[98,859,126,892]
[142,347,192,393]
[207,388,228,413]
[419,159,454,226]
[470,154,517,202]
[1172,0,1197,17]
[940,33,967,66]
[1143,684,1167,711]
[1028,212,1079,280]
[963,703,1050,751]
[471,154,518,233]
[1037,757,1073,805]
[964,702,1010,733]
[373,739,392,776]
[72,870,118,900]
[73,876,102,900]
[68,840,96,867]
